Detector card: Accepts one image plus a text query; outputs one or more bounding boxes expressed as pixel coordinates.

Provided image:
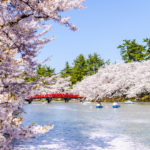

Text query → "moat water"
[14,102,150,150]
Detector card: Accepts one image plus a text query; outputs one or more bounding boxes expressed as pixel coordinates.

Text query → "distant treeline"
[25,53,110,84]
[60,53,110,85]
[26,38,150,84]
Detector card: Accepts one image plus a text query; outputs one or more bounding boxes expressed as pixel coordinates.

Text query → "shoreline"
[24,94,150,104]
[92,94,150,103]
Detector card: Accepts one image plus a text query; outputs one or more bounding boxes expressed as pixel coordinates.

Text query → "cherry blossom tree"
[0,0,84,149]
[72,61,150,101]
[30,75,71,95]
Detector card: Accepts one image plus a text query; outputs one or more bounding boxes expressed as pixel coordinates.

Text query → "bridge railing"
[25,93,84,104]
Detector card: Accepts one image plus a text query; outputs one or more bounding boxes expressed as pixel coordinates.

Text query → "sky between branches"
[38,0,150,73]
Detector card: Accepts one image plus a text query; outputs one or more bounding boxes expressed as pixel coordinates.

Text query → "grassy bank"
[93,94,150,103]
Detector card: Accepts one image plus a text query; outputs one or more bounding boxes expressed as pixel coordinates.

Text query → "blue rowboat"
[124,101,135,104]
[113,105,120,108]
[96,104,103,108]
[113,102,120,108]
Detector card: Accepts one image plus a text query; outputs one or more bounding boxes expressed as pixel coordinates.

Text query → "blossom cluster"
[72,61,150,101]
[0,0,84,149]
[31,75,71,95]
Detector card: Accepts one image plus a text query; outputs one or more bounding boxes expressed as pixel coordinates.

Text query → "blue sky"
[38,0,150,73]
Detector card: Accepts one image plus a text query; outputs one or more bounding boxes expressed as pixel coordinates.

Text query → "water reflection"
[14,102,150,150]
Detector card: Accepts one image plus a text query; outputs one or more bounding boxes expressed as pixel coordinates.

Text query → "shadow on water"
[13,120,117,150]
[13,102,150,150]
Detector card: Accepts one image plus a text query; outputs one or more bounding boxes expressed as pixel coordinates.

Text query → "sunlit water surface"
[13,102,150,150]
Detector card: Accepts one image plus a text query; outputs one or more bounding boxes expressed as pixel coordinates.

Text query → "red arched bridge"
[25,93,85,104]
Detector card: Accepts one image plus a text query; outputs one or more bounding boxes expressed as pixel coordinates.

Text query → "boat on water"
[124,100,135,104]
[96,104,103,108]
[112,102,120,108]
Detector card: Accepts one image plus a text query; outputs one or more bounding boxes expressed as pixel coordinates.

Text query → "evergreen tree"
[86,53,104,75]
[60,61,72,77]
[60,53,107,85]
[70,54,87,84]
[143,38,150,60]
[36,64,55,77]
[25,64,55,82]
[105,59,111,65]
[118,39,146,63]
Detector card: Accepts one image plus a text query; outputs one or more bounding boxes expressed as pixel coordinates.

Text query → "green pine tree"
[118,39,146,63]
[86,53,104,75]
[60,61,72,77]
[70,54,87,84]
[36,64,55,77]
[143,38,150,60]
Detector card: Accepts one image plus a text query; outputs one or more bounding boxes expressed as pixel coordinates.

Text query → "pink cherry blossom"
[0,0,84,149]
[72,61,150,101]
